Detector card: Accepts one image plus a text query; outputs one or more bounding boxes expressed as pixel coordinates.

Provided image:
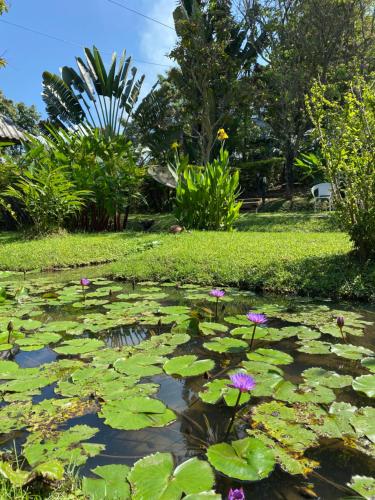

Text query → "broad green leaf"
[246,348,293,365]
[99,397,176,430]
[331,344,373,360]
[199,379,251,406]
[348,475,375,499]
[203,337,248,353]
[0,461,30,486]
[82,464,131,500]
[274,381,336,404]
[207,437,275,481]
[302,367,352,388]
[163,355,214,377]
[352,375,375,398]
[53,338,105,355]
[361,357,375,373]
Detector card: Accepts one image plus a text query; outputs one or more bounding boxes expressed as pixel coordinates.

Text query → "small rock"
[169,225,184,234]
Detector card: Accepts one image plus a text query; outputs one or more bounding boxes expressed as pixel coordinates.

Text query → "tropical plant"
[42,46,144,137]
[175,144,242,230]
[307,76,375,260]
[4,142,89,234]
[46,126,145,231]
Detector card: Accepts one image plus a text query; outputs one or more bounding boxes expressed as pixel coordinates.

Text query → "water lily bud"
[337,316,345,329]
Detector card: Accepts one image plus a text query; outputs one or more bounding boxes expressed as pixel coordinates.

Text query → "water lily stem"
[82,285,86,302]
[224,390,241,440]
[339,326,347,343]
[249,324,257,351]
[215,298,219,320]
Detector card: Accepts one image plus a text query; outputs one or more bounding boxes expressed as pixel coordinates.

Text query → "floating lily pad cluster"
[0,275,373,498]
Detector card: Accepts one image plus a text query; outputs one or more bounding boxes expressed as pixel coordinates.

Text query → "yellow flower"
[171,141,180,150]
[217,128,228,141]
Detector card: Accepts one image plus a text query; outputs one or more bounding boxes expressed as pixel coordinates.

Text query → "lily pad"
[302,367,352,389]
[274,381,336,404]
[361,357,375,373]
[331,344,373,360]
[53,338,105,355]
[163,355,214,377]
[128,453,215,500]
[200,322,228,336]
[230,327,267,340]
[206,437,275,481]
[199,379,251,406]
[99,397,176,430]
[246,348,293,365]
[352,375,375,398]
[23,425,104,467]
[82,464,131,500]
[348,475,375,499]
[203,337,248,353]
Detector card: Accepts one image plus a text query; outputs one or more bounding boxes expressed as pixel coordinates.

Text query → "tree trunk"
[285,147,295,198]
[123,205,130,230]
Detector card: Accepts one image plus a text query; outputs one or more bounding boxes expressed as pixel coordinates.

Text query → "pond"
[0,269,374,499]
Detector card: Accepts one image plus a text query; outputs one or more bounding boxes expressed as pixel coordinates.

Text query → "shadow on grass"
[275,252,375,301]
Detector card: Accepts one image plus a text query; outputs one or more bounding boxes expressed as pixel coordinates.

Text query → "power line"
[0,18,171,67]
[107,0,175,31]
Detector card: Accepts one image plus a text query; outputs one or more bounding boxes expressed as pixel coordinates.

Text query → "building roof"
[0,114,26,143]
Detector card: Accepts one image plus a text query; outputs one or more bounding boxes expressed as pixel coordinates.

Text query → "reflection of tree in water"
[104,326,148,348]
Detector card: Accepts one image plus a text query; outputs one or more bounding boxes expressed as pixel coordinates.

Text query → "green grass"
[1,212,374,300]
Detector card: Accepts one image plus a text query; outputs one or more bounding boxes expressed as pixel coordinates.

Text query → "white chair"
[311,182,333,211]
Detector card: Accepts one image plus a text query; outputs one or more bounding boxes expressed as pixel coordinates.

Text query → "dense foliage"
[42,47,144,137]
[308,77,375,260]
[175,145,242,230]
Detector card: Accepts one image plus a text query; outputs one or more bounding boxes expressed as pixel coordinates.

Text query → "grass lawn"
[1,212,374,301]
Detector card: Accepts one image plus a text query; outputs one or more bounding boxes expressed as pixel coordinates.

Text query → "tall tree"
[0,91,40,134]
[243,0,375,194]
[170,0,263,163]
[42,47,145,137]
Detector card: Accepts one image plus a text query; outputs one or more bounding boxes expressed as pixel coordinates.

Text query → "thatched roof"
[0,114,26,143]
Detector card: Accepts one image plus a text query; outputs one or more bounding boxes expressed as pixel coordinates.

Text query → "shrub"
[307,77,375,260]
[4,143,88,234]
[175,146,242,230]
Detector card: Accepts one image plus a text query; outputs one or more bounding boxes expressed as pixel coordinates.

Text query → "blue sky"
[0,0,176,115]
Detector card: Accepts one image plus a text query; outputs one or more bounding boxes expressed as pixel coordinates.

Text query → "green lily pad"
[348,475,375,499]
[0,461,31,486]
[200,322,228,336]
[331,344,374,360]
[23,425,104,467]
[207,437,275,481]
[296,340,331,355]
[114,353,165,377]
[352,375,375,398]
[302,367,352,389]
[361,357,375,373]
[53,338,105,355]
[246,348,293,365]
[199,379,251,406]
[163,355,214,377]
[82,464,131,500]
[247,429,319,475]
[128,453,215,500]
[230,327,267,340]
[224,316,250,326]
[203,337,248,353]
[99,397,176,430]
[274,381,336,404]
[41,321,80,333]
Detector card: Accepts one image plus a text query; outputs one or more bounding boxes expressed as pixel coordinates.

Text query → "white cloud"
[137,0,177,94]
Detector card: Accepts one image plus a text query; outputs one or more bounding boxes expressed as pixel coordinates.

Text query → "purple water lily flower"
[209,289,225,298]
[228,488,245,500]
[228,373,256,393]
[246,312,267,325]
[80,278,91,287]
